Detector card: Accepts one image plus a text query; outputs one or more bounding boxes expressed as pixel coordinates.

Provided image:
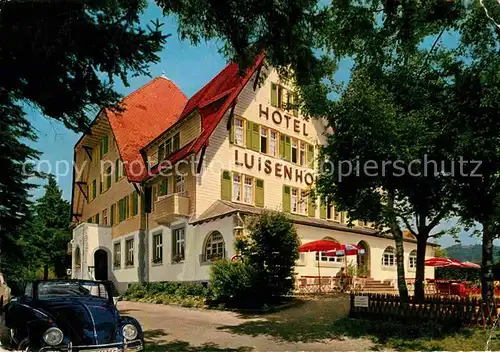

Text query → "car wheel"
[17,337,32,351]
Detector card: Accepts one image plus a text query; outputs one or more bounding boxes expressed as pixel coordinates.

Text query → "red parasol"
[425,257,463,268]
[461,261,481,269]
[299,240,342,290]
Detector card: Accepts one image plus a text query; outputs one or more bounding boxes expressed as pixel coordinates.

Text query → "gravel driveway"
[118,296,374,352]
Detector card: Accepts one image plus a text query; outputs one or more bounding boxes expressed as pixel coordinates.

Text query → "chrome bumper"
[39,339,143,352]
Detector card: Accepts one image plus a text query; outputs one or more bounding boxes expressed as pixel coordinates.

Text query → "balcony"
[154,192,190,225]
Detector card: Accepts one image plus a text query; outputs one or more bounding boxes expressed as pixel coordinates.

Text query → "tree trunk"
[43,264,49,280]
[414,231,429,302]
[481,219,494,304]
[393,230,409,302]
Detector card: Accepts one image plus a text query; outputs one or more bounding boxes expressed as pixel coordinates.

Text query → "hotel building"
[70,57,436,292]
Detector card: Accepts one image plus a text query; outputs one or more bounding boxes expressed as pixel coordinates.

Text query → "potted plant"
[125,260,134,267]
[209,253,222,262]
[152,257,162,264]
[172,253,184,263]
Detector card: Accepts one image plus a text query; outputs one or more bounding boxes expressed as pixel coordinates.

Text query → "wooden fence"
[350,293,500,327]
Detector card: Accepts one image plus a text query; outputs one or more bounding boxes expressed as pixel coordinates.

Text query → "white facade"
[71,67,437,292]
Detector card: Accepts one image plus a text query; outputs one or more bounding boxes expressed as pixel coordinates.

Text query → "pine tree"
[32,175,72,279]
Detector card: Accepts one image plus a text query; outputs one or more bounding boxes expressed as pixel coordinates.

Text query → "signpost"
[354,295,369,308]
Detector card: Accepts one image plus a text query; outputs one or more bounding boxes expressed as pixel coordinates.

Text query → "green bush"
[210,260,260,308]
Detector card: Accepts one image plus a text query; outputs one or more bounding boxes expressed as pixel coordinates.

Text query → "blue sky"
[26,2,483,248]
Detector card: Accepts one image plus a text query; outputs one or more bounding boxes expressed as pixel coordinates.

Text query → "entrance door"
[94,249,108,281]
[356,241,370,277]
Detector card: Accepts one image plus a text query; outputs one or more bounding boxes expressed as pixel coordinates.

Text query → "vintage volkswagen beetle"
[4,279,143,351]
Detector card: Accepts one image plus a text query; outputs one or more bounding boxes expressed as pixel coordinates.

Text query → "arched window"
[409,250,417,270]
[204,231,225,262]
[381,246,395,267]
[74,246,81,268]
[315,237,342,264]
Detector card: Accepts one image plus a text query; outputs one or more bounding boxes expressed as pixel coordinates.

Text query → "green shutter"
[165,139,172,157]
[122,162,126,178]
[173,133,180,151]
[255,179,264,207]
[280,134,286,159]
[320,200,327,219]
[100,175,103,194]
[246,120,253,149]
[271,83,278,107]
[110,204,115,226]
[229,116,234,144]
[95,213,100,225]
[118,199,124,222]
[86,184,89,201]
[99,139,104,159]
[251,123,260,152]
[308,194,316,217]
[115,160,119,182]
[125,195,130,218]
[160,178,167,195]
[158,144,164,162]
[103,135,109,155]
[132,191,139,216]
[307,144,315,169]
[87,217,92,224]
[92,179,97,199]
[283,185,291,212]
[221,171,232,201]
[285,136,291,161]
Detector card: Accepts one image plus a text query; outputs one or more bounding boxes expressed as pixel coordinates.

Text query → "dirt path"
[119,296,374,351]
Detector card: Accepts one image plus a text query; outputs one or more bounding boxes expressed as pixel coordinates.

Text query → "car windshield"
[37,281,109,300]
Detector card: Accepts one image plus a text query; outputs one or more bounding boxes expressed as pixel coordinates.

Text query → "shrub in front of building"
[122,282,209,308]
[210,211,300,308]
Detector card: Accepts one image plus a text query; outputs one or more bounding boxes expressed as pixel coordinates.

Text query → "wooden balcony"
[154,193,190,225]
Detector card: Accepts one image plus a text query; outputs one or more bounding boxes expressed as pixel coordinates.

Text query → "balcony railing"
[154,192,190,225]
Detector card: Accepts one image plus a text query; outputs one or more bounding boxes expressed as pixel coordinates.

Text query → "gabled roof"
[105,77,188,182]
[149,54,265,177]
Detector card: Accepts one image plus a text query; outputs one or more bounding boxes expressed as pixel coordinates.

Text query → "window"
[24,282,33,298]
[110,204,115,226]
[315,237,343,263]
[119,197,127,222]
[382,247,395,267]
[113,242,121,268]
[101,135,109,158]
[105,166,112,191]
[299,142,306,166]
[102,209,108,225]
[300,190,308,214]
[159,178,168,196]
[95,213,100,225]
[234,118,244,146]
[92,179,97,200]
[74,246,81,269]
[125,239,134,266]
[409,250,417,270]
[260,127,268,153]
[172,132,180,151]
[291,138,298,164]
[165,139,172,158]
[172,227,185,263]
[204,231,225,262]
[158,143,164,162]
[271,83,279,107]
[232,173,241,202]
[291,188,298,212]
[269,130,278,157]
[244,176,253,204]
[152,233,163,264]
[278,85,284,108]
[176,174,185,193]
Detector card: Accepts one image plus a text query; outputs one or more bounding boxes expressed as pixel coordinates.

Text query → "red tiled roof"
[106,77,188,182]
[146,54,265,179]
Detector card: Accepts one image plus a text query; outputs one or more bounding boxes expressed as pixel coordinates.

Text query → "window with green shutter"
[285,136,291,161]
[106,166,112,190]
[115,159,119,182]
[159,178,167,196]
[308,193,316,217]
[95,213,100,225]
[118,198,125,222]
[92,179,96,199]
[279,134,286,159]
[271,83,278,107]
[132,191,139,216]
[221,171,232,201]
[307,144,315,169]
[246,120,253,149]
[282,185,291,212]
[102,135,109,157]
[99,175,103,194]
[165,139,172,157]
[110,204,115,226]
[229,115,234,144]
[87,217,92,224]
[251,123,260,151]
[255,179,264,207]
[125,195,130,218]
